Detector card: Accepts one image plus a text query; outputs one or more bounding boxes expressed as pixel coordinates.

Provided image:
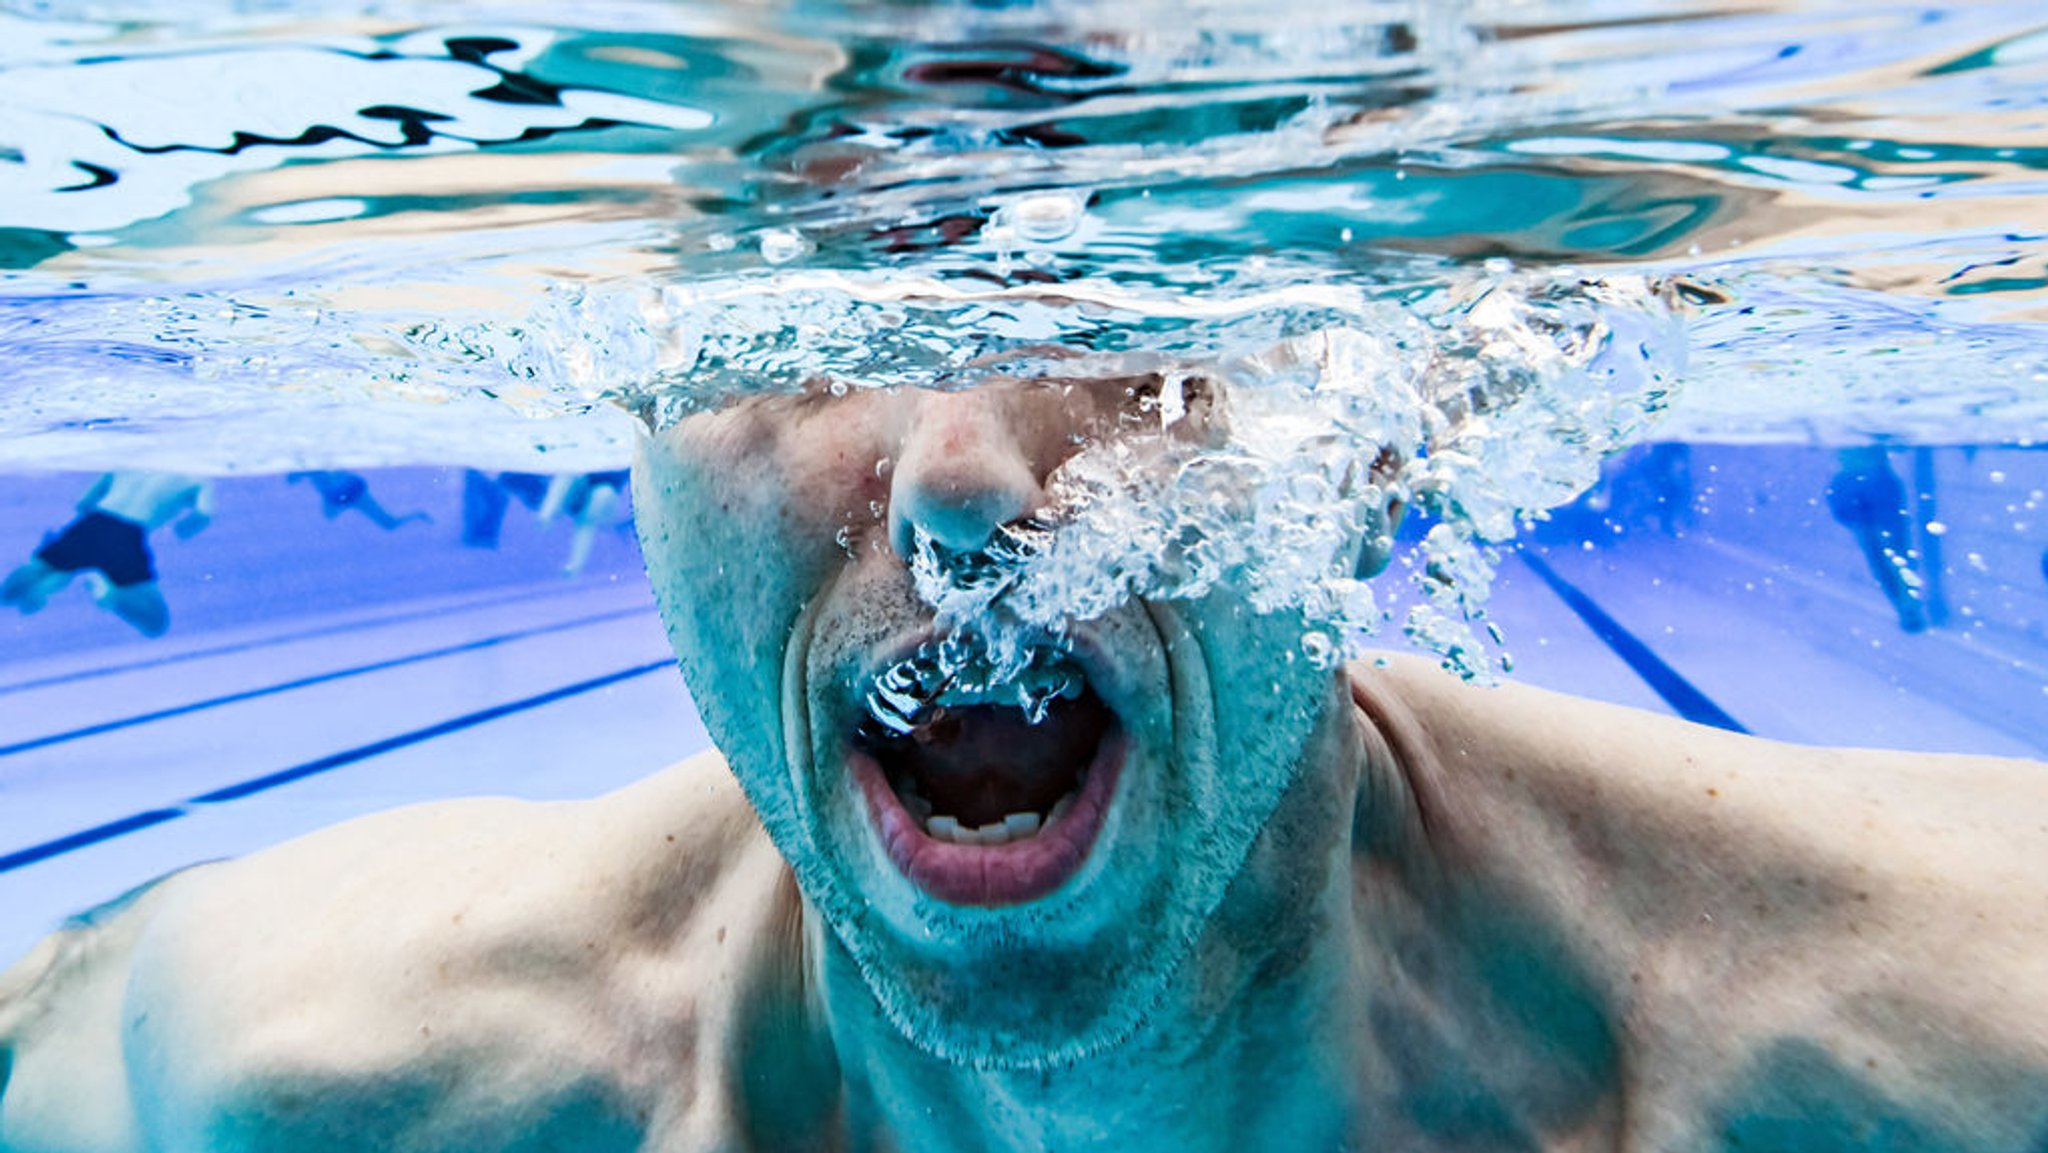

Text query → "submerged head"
[619,270,1680,1068]
[632,368,1389,1067]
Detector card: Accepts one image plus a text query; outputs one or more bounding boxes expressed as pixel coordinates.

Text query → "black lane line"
[0,658,674,875]
[1517,550,1749,734]
[0,582,641,697]
[0,605,657,760]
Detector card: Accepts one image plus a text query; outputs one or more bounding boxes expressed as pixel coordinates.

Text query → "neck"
[810,858,1368,1153]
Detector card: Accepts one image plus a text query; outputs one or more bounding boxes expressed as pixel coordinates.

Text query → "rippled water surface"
[3,0,2046,675]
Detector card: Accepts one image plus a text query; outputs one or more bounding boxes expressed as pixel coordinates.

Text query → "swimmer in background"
[461,469,631,574]
[1825,445,1927,632]
[286,471,430,530]
[458,469,552,549]
[0,471,212,638]
[536,469,631,575]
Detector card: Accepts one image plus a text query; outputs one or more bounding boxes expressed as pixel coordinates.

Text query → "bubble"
[999,191,1088,245]
[1300,631,1338,669]
[758,228,807,265]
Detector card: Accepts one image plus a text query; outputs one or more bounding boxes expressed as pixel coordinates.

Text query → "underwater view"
[2,0,2047,1148]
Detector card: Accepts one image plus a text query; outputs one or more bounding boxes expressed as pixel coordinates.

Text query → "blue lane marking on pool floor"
[0,605,655,760]
[0,658,674,875]
[0,582,607,697]
[1517,550,1749,734]
[0,810,187,874]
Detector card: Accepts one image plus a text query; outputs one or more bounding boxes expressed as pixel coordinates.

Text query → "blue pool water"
[2,0,2048,956]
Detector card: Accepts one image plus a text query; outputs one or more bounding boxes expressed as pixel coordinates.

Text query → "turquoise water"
[2,1,2046,719]
[6,2,2046,462]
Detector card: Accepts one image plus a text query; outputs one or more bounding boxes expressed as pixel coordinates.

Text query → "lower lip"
[851,731,1124,907]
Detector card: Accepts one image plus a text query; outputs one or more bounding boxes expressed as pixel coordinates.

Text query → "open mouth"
[848,666,1123,907]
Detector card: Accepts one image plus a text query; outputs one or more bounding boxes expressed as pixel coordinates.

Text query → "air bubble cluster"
[528,269,1689,686]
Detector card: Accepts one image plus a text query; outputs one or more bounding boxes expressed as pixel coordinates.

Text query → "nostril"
[888,399,1046,557]
[890,473,1037,556]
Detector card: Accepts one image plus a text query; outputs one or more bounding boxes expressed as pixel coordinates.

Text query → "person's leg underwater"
[293,470,429,531]
[1,557,69,614]
[1826,446,1926,632]
[460,469,510,548]
[559,472,629,575]
[88,574,170,637]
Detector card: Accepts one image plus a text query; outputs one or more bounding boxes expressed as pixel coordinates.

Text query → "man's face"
[634,374,1354,1067]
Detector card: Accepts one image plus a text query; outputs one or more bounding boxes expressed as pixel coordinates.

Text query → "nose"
[888,389,1046,558]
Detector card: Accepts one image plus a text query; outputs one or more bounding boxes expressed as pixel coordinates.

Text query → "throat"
[809,912,1365,1153]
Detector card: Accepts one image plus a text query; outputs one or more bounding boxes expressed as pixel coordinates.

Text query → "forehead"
[706,370,1195,419]
[670,370,1214,463]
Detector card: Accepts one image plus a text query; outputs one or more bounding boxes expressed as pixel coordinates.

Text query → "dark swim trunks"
[34,511,155,587]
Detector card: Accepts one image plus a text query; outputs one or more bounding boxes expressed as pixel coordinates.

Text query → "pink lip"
[852,729,1124,907]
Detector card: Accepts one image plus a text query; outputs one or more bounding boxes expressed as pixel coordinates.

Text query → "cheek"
[1187,592,1332,784]
[774,415,897,557]
[632,401,898,780]
[635,424,823,766]
[786,437,892,542]
[642,409,895,593]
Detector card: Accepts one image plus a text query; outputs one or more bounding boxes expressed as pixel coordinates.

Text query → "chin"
[764,585,1332,1070]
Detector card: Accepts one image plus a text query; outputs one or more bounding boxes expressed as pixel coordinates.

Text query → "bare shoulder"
[1350,653,2048,1150]
[1351,650,2048,923]
[146,746,767,966]
[0,864,212,1151]
[3,749,789,1151]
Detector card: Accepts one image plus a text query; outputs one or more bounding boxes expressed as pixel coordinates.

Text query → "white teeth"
[921,810,1048,845]
[924,815,1006,846]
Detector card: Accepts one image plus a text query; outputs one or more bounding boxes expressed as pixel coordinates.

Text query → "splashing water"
[551,265,1688,703]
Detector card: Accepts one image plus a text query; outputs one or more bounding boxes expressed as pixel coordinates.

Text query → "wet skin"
[4,380,2048,1152]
